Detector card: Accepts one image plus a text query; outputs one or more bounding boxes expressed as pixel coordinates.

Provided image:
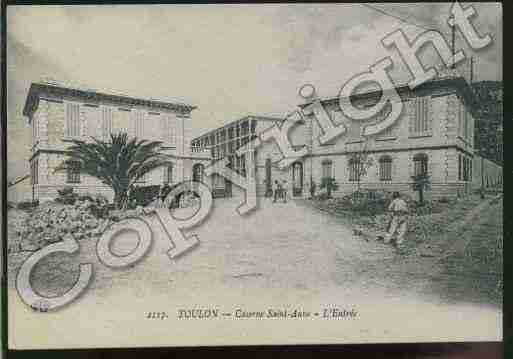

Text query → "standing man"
[272,180,279,203]
[281,180,288,203]
[384,192,409,247]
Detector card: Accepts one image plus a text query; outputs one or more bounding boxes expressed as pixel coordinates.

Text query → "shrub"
[315,192,332,201]
[319,177,339,198]
[77,193,95,202]
[55,186,79,205]
[129,185,161,207]
[17,200,39,211]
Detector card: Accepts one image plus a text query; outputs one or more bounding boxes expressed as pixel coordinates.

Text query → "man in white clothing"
[384,192,409,246]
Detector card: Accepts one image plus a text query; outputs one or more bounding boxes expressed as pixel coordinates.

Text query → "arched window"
[379,155,392,181]
[348,157,360,182]
[322,159,333,179]
[413,153,428,177]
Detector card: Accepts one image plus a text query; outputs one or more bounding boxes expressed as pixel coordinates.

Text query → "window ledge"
[346,139,365,145]
[375,137,397,142]
[62,137,83,142]
[408,133,432,139]
[318,142,336,147]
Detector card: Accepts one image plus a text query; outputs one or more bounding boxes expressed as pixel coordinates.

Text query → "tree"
[56,133,172,210]
[411,173,431,205]
[349,140,374,197]
[320,177,339,198]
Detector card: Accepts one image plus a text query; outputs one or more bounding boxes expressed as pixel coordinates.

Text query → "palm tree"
[56,133,172,209]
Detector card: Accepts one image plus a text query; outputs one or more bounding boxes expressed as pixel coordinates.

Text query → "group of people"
[271,180,289,203]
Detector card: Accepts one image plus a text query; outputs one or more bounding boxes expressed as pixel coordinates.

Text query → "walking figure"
[384,192,409,247]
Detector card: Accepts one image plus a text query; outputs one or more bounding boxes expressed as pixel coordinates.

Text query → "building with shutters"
[23,81,211,202]
[192,76,502,201]
[291,76,481,200]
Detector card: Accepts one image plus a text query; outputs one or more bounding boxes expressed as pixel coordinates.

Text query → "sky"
[6,3,502,181]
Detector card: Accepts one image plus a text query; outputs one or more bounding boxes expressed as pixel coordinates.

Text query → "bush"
[129,185,161,207]
[77,193,95,202]
[315,192,332,201]
[17,200,39,211]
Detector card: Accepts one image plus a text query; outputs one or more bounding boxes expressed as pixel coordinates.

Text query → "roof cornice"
[23,82,197,119]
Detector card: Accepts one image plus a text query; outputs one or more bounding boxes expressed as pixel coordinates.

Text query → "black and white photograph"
[5,2,503,350]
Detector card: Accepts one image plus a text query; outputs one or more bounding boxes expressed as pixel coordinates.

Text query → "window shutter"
[408,100,416,136]
[391,155,397,180]
[161,116,169,143]
[409,153,414,178]
[427,97,433,134]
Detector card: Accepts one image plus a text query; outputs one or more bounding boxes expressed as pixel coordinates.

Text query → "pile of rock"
[10,199,110,253]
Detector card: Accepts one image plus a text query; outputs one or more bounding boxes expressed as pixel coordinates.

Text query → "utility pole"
[470,56,474,84]
[450,14,456,70]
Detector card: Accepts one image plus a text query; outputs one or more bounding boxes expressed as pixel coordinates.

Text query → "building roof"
[23,81,197,118]
[298,76,480,117]
[192,115,284,142]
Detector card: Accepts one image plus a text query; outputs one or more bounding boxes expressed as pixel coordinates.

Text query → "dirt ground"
[7,194,502,309]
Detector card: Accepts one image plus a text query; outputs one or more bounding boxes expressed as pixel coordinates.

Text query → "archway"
[192,163,205,183]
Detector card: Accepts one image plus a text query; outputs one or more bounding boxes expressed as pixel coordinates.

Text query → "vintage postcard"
[6,3,503,349]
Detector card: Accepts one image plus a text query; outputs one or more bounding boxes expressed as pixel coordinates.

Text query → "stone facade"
[23,82,211,202]
[194,77,502,201]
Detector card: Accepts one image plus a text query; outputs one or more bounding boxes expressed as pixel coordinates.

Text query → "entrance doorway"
[292,162,303,197]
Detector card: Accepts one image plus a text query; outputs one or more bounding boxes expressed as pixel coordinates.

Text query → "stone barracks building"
[193,76,502,201]
[23,82,211,202]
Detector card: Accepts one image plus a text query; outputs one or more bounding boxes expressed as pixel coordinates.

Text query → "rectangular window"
[379,157,392,181]
[322,160,333,179]
[66,161,81,184]
[161,116,176,145]
[348,160,360,182]
[164,164,173,184]
[414,155,428,177]
[410,97,431,137]
[458,99,473,143]
[66,102,81,138]
[102,107,113,140]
